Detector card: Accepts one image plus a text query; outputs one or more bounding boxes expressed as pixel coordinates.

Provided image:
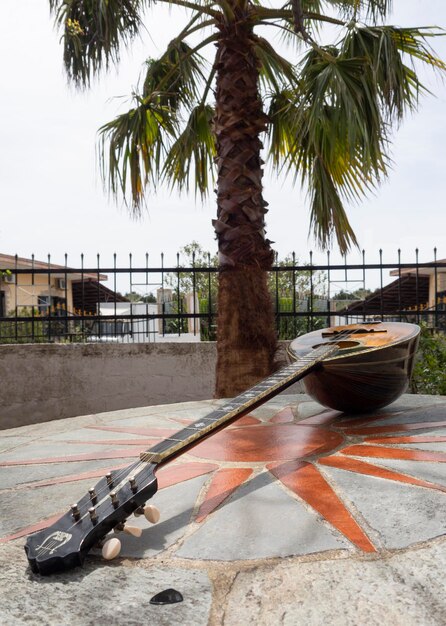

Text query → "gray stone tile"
[320,465,446,549]
[45,428,149,442]
[0,479,93,537]
[359,403,446,427]
[0,458,132,490]
[107,405,218,429]
[0,442,125,463]
[0,437,30,453]
[357,458,446,488]
[116,475,209,558]
[295,400,329,420]
[0,413,100,438]
[177,471,351,561]
[0,543,212,626]
[223,539,446,626]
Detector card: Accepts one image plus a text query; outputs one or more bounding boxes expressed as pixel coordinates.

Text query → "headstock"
[25,461,159,575]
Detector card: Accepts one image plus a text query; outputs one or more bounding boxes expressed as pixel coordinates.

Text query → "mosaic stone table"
[1,393,446,625]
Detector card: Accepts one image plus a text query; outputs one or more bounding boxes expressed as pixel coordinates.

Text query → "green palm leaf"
[324,1,393,21]
[254,38,300,92]
[163,104,216,197]
[142,40,208,110]
[98,96,178,212]
[342,25,446,120]
[49,0,149,86]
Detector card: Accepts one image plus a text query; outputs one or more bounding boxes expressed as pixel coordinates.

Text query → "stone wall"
[0,342,299,429]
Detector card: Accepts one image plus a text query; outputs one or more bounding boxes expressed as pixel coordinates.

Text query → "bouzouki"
[25,321,420,574]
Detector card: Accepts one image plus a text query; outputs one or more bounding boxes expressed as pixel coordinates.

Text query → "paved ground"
[1,393,446,625]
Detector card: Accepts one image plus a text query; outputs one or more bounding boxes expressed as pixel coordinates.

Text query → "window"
[37,295,50,315]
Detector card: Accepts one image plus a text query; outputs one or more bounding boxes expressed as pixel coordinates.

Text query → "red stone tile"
[0,513,63,544]
[86,425,176,437]
[65,438,160,446]
[195,468,253,523]
[341,420,446,436]
[365,435,446,445]
[319,456,446,492]
[169,418,195,425]
[156,462,218,489]
[270,407,295,423]
[234,415,261,426]
[190,423,343,463]
[267,460,376,552]
[23,464,129,488]
[341,445,446,462]
[0,449,141,466]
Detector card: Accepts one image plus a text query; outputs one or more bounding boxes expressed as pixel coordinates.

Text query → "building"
[0,253,127,319]
[338,259,446,328]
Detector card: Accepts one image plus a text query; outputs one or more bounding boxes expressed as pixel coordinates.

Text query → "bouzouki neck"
[141,343,339,466]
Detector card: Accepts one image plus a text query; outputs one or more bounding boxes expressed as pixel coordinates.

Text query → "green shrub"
[410,325,446,395]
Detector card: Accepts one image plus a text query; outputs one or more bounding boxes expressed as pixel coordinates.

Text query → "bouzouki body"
[289,321,420,413]
[25,321,420,574]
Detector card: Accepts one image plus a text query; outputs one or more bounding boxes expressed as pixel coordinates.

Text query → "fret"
[140,343,339,464]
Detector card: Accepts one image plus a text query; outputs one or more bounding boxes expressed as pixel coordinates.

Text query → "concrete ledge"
[0,342,217,430]
[0,342,297,430]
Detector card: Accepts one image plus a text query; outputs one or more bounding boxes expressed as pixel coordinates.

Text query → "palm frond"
[297,49,385,177]
[325,0,393,22]
[309,155,359,253]
[49,0,150,87]
[266,47,394,251]
[253,38,300,92]
[163,104,216,197]
[98,96,178,212]
[342,25,446,121]
[142,40,208,111]
[267,90,300,168]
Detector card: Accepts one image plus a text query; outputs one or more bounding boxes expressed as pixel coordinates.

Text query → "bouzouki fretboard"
[141,343,339,464]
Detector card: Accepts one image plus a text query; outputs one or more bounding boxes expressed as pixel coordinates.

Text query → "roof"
[71,279,128,313]
[338,274,430,315]
[0,253,106,281]
[389,258,446,277]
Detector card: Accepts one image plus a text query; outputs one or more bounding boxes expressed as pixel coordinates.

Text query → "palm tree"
[49,0,445,397]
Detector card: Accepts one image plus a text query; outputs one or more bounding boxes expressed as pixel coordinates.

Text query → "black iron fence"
[0,249,445,343]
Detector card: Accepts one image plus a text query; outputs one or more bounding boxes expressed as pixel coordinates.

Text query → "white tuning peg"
[116,523,143,538]
[134,504,160,524]
[102,537,121,561]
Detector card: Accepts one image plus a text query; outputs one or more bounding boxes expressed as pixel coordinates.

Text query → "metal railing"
[0,249,444,343]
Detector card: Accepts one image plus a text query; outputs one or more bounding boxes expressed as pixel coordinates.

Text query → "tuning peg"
[102,537,121,561]
[123,524,142,538]
[134,504,160,524]
[114,523,142,538]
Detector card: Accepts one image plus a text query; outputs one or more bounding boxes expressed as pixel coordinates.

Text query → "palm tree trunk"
[213,7,277,397]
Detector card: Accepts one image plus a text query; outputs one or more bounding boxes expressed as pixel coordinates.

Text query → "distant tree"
[124,291,156,303]
[334,288,373,301]
[269,253,327,299]
[48,0,446,396]
[164,242,218,298]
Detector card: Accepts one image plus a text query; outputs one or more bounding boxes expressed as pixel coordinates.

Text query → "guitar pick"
[150,588,184,605]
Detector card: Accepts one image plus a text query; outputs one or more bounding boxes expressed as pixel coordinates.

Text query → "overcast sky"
[1,0,445,270]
